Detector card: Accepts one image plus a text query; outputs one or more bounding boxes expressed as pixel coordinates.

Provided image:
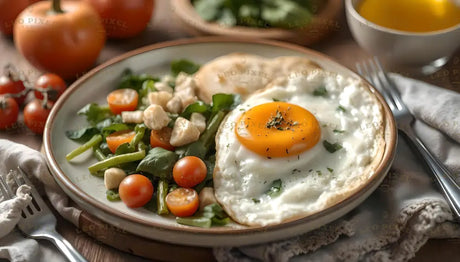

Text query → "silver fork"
[0,168,87,262]
[356,57,460,220]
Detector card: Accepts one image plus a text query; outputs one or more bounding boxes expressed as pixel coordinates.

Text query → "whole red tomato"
[0,73,27,105]
[23,99,53,134]
[0,0,39,35]
[0,95,19,130]
[14,0,106,80]
[84,0,154,38]
[118,174,154,208]
[34,73,67,101]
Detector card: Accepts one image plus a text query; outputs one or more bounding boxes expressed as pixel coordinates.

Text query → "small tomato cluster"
[0,65,66,134]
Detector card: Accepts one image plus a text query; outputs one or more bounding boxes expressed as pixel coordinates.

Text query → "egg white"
[213,69,385,226]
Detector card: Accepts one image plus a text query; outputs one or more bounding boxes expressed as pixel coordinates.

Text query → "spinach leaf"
[101,123,130,137]
[65,127,99,143]
[211,93,241,115]
[180,101,210,119]
[118,69,159,91]
[78,103,112,126]
[138,80,156,103]
[171,59,201,76]
[115,142,134,155]
[136,147,178,180]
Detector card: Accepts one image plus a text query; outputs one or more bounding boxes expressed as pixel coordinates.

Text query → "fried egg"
[213,69,385,226]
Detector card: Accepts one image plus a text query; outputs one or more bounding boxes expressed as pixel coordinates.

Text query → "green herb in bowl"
[192,0,325,29]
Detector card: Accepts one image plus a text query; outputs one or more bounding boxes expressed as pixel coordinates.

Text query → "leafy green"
[101,123,130,137]
[114,143,134,155]
[192,0,315,29]
[177,110,226,159]
[170,59,201,76]
[118,69,159,91]
[136,147,178,180]
[180,101,210,119]
[65,127,99,143]
[323,140,343,153]
[261,0,312,29]
[210,93,241,116]
[266,179,282,198]
[177,94,239,159]
[78,103,112,126]
[138,80,157,105]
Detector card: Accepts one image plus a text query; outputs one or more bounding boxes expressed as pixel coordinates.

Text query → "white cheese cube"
[143,104,170,130]
[170,117,200,147]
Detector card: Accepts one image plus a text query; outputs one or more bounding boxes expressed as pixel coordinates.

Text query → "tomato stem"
[51,0,64,14]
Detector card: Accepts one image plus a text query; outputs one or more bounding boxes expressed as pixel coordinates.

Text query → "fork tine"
[0,173,16,199]
[0,175,12,199]
[356,60,396,111]
[17,167,48,211]
[373,57,406,110]
[10,171,40,215]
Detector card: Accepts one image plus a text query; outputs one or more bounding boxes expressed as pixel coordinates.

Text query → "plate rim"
[43,36,397,239]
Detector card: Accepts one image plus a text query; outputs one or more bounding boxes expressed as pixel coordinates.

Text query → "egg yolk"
[235,102,321,158]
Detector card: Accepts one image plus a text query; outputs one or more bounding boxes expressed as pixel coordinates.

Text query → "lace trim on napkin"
[213,200,455,262]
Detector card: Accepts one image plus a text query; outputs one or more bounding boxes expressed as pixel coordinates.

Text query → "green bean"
[93,147,106,161]
[66,134,102,161]
[201,111,225,148]
[157,179,169,215]
[129,124,146,149]
[88,150,146,174]
[176,217,212,228]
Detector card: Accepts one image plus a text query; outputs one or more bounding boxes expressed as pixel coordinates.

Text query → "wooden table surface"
[1,0,459,261]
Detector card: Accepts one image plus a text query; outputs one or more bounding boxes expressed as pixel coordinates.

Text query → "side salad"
[65,60,240,228]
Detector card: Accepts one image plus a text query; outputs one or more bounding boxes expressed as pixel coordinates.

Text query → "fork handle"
[46,229,87,262]
[401,128,460,219]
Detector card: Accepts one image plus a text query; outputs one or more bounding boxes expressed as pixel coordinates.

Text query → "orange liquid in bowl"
[357,0,460,32]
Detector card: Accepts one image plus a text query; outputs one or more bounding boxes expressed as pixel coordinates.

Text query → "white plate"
[43,37,396,247]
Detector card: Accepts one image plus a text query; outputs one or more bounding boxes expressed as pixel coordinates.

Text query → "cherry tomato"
[14,0,106,79]
[23,99,53,134]
[150,128,174,151]
[0,75,26,105]
[173,156,207,188]
[106,130,136,154]
[84,0,155,38]
[34,73,67,101]
[107,88,139,114]
[119,174,154,208]
[0,0,39,35]
[166,188,199,217]
[0,95,19,130]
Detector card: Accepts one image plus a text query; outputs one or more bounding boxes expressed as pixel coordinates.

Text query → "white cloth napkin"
[214,74,460,262]
[0,140,81,262]
[0,74,459,262]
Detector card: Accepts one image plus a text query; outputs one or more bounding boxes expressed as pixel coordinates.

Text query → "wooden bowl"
[171,0,343,46]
